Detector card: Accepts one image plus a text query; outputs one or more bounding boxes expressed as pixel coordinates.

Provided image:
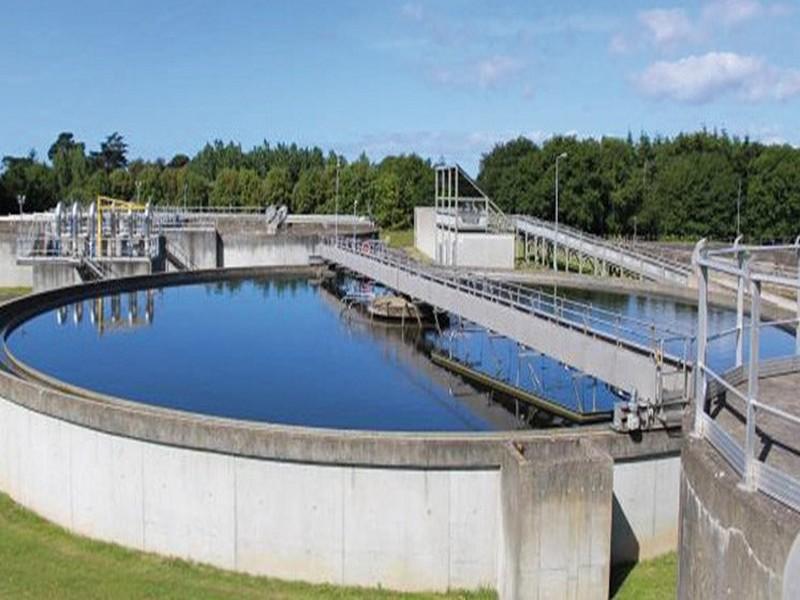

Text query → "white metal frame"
[692,238,800,511]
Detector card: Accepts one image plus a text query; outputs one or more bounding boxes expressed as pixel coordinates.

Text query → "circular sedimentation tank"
[1,266,785,595]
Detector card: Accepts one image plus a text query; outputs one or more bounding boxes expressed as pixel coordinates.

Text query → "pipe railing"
[513,215,692,280]
[692,238,800,512]
[326,237,692,364]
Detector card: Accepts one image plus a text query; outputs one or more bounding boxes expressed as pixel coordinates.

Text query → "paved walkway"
[710,371,800,479]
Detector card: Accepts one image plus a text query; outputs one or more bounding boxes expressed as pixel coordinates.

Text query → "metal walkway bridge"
[513,215,692,285]
[430,164,692,285]
[319,238,691,409]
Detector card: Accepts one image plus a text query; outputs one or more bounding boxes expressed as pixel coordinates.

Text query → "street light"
[16,194,26,217]
[352,198,358,247]
[736,179,742,238]
[335,156,341,240]
[554,152,568,272]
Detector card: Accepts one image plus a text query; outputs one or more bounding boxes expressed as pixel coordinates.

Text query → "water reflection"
[8,277,498,432]
[58,290,156,335]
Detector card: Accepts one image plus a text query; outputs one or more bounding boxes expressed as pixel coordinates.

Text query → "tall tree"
[91,132,128,172]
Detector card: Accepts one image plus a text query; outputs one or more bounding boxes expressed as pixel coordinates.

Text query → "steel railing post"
[742,277,761,491]
[796,235,800,355]
[734,234,745,368]
[692,239,709,437]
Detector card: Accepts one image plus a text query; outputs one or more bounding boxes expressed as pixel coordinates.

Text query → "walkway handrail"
[514,215,692,278]
[325,237,691,360]
[692,238,800,512]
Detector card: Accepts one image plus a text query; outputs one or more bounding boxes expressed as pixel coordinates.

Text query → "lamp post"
[16,194,26,217]
[736,179,742,238]
[554,152,568,272]
[352,198,358,247]
[335,156,340,241]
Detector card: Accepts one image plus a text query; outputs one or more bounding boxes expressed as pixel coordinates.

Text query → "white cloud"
[628,1,790,52]
[638,8,697,47]
[432,55,525,89]
[702,0,763,26]
[636,51,800,103]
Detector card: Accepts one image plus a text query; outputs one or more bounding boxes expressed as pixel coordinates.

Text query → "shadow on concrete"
[609,493,640,596]
[609,562,637,598]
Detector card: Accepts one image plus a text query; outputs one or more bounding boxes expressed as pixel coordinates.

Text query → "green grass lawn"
[0,286,31,300]
[380,229,414,249]
[0,483,676,600]
[611,553,677,599]
[0,492,492,600]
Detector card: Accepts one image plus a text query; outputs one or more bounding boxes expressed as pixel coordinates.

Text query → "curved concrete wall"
[679,435,800,599]
[0,269,682,598]
[0,395,500,589]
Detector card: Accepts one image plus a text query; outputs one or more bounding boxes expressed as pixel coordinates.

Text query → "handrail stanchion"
[741,276,761,491]
[692,239,709,437]
[795,235,800,356]
[734,234,746,368]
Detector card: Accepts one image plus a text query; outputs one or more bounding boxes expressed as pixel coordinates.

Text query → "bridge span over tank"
[319,239,690,405]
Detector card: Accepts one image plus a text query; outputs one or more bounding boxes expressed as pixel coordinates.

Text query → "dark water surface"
[6,276,794,431]
[6,277,496,431]
[538,285,795,372]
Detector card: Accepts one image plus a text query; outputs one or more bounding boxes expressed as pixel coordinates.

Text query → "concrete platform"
[709,371,800,481]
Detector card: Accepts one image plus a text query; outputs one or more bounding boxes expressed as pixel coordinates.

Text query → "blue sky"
[1,0,798,173]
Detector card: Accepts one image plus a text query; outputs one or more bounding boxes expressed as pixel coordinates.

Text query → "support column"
[499,440,612,599]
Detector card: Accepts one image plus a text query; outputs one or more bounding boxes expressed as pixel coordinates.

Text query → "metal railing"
[325,237,691,362]
[514,215,692,281]
[165,240,198,271]
[693,238,800,512]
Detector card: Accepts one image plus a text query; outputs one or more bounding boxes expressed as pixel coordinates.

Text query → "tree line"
[1,130,799,241]
[0,132,431,230]
[478,131,800,243]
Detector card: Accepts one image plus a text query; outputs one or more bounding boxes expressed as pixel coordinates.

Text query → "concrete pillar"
[498,440,612,600]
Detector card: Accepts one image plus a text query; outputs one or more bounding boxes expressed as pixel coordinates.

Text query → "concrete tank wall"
[414,207,436,259]
[0,231,32,288]
[0,396,500,591]
[612,455,680,565]
[456,233,515,270]
[678,435,800,599]
[164,229,220,269]
[220,234,319,268]
[413,208,516,269]
[0,271,684,599]
[32,260,153,292]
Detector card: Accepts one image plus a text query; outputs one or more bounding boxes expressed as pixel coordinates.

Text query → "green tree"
[0,153,58,212]
[91,132,128,172]
[745,146,800,242]
[263,166,292,206]
[210,168,245,207]
[291,168,328,213]
[109,169,135,200]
